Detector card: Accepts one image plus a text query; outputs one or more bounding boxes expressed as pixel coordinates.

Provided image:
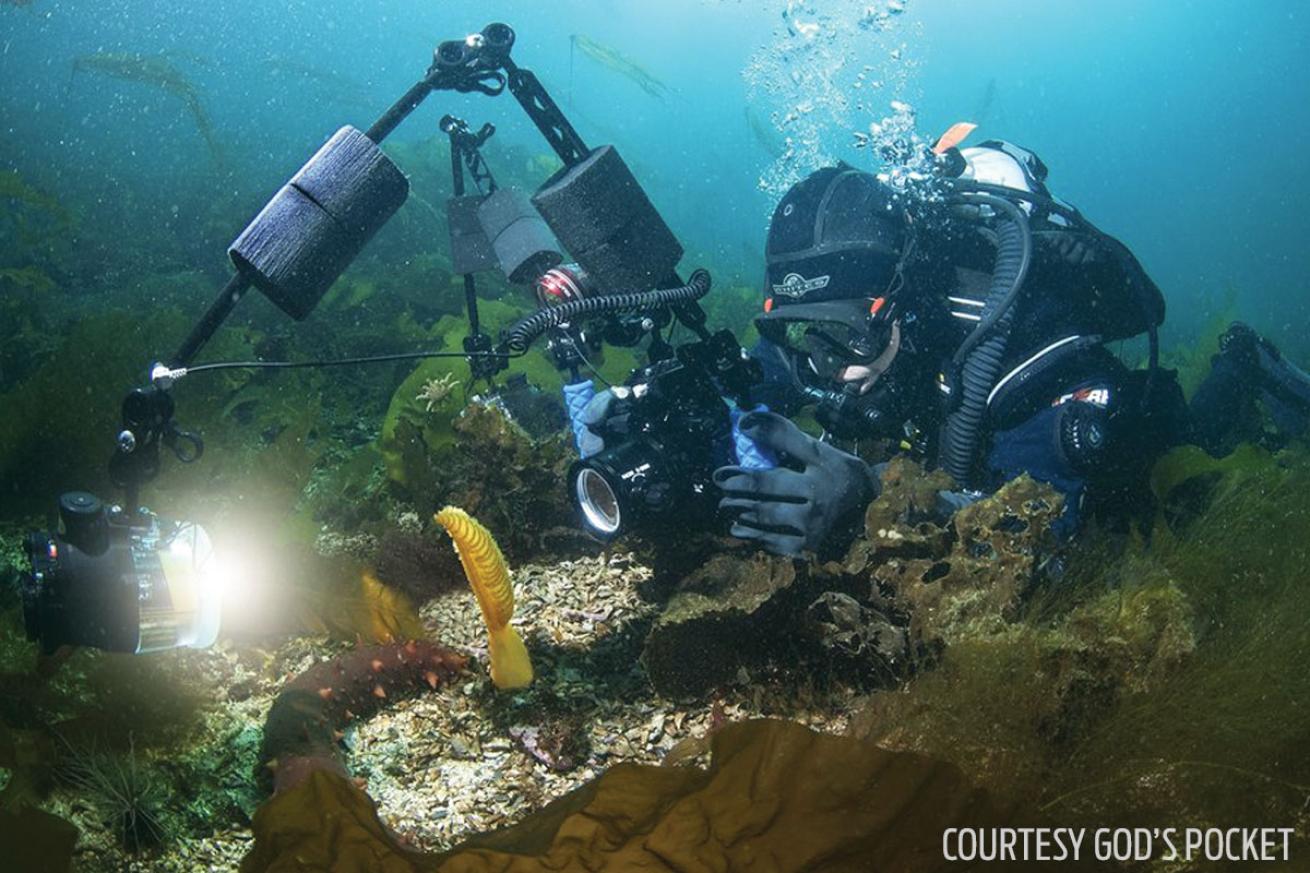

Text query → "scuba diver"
[584,137,1310,557]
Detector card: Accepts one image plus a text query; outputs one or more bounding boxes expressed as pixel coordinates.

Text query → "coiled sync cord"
[502,269,712,354]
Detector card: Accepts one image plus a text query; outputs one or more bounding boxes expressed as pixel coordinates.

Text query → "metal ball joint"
[434,23,516,71]
[481,23,515,55]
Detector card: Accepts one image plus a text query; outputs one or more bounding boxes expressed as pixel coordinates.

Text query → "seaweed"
[70,53,224,167]
[0,167,70,226]
[851,445,1310,841]
[569,34,670,102]
[1160,283,1240,400]
[0,804,77,873]
[0,265,57,293]
[376,300,635,559]
[371,523,464,604]
[0,168,74,376]
[58,734,168,852]
[0,310,191,515]
[240,719,1065,873]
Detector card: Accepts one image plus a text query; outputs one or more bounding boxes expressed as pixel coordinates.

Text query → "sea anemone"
[59,734,168,852]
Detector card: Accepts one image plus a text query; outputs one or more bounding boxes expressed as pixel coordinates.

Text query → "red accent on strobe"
[869,296,886,316]
[539,274,566,299]
[764,297,774,313]
[48,543,58,559]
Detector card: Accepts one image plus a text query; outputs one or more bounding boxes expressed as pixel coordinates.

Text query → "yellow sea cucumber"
[434,506,533,689]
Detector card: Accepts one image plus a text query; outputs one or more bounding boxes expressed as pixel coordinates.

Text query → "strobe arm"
[109,59,448,512]
[503,61,590,169]
[426,24,710,340]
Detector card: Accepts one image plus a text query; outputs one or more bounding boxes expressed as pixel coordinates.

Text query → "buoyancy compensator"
[925,133,1166,489]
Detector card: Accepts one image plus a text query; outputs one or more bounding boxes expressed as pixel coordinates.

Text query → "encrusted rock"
[642,552,803,699]
[845,457,953,574]
[803,591,907,685]
[858,466,1063,651]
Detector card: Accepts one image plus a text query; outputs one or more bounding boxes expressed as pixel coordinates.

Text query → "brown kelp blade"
[70,52,224,167]
[570,34,669,102]
[181,91,226,169]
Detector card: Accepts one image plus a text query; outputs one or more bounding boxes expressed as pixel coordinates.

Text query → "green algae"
[377,297,637,499]
[0,266,57,294]
[854,444,1310,841]
[58,735,168,852]
[1161,283,1240,401]
[0,303,313,517]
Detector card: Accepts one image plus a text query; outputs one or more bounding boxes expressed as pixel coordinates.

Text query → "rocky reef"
[6,436,1309,870]
[850,445,1310,844]
[640,457,1061,699]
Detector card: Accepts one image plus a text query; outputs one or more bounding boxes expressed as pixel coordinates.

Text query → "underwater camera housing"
[569,330,763,539]
[21,492,223,655]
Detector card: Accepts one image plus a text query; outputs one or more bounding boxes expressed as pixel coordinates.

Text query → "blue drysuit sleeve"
[985,378,1121,537]
[986,405,1087,537]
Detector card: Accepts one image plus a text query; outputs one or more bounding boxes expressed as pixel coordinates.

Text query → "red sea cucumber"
[259,641,466,793]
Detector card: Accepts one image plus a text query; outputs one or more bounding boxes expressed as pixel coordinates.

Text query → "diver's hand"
[713,411,878,557]
[577,389,616,458]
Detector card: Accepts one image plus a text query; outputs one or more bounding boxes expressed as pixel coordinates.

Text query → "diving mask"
[759,302,897,383]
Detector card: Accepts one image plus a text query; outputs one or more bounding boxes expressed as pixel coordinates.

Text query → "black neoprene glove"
[713,411,879,557]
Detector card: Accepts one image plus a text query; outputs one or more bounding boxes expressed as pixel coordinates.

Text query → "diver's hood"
[959,144,1039,197]
[762,165,907,317]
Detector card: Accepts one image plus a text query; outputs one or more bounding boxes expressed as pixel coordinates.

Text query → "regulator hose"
[937,193,1032,488]
[502,269,711,353]
[943,178,1092,233]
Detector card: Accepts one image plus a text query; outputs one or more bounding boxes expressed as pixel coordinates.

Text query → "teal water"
[3,0,1306,344]
[4,3,1310,869]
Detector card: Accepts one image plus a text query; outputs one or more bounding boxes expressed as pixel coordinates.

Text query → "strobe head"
[21,492,224,655]
[475,188,562,285]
